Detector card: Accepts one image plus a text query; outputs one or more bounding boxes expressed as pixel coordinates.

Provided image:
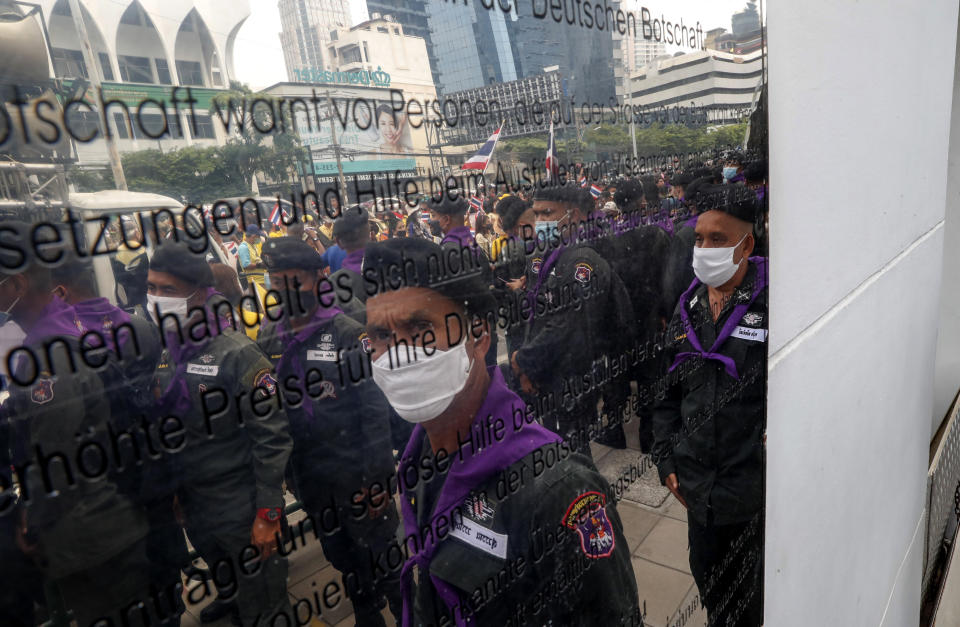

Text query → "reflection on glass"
[0,0,766,625]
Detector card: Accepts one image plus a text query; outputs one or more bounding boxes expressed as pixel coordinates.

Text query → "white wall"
[931,19,960,437]
[766,1,958,625]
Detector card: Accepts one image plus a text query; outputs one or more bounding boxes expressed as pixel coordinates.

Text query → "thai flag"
[462,124,503,171]
[589,184,602,198]
[580,178,589,188]
[226,240,238,255]
[469,195,483,211]
[270,203,282,225]
[545,121,558,181]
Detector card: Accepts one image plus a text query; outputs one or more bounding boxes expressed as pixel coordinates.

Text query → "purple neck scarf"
[23,296,81,346]
[682,214,700,230]
[441,226,475,248]
[398,366,559,627]
[341,249,364,273]
[158,288,232,415]
[73,297,132,353]
[668,257,767,380]
[528,244,565,310]
[274,302,344,420]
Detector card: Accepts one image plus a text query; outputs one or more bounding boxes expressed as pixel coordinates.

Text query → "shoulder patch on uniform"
[531,258,542,273]
[574,263,593,284]
[463,492,495,522]
[358,332,371,353]
[741,312,764,327]
[198,353,216,364]
[562,491,615,559]
[31,377,54,404]
[253,368,277,395]
[316,380,337,400]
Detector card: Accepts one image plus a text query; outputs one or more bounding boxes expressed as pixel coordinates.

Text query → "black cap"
[261,237,324,271]
[332,205,369,238]
[691,184,760,224]
[427,195,468,216]
[362,238,494,316]
[150,241,214,287]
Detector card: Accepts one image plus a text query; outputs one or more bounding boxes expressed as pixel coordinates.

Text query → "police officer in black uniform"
[510,186,634,456]
[147,241,293,627]
[256,237,403,627]
[362,237,640,626]
[0,221,153,626]
[652,190,766,627]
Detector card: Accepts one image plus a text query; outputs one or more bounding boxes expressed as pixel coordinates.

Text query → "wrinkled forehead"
[367,287,464,328]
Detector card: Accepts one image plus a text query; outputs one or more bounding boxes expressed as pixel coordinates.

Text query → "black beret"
[427,195,468,216]
[332,205,369,237]
[149,240,214,287]
[362,238,495,316]
[692,184,760,224]
[261,236,324,271]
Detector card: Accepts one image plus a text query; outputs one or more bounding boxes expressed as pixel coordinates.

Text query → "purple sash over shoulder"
[274,302,343,420]
[668,257,767,380]
[341,249,364,273]
[441,226,475,248]
[528,245,564,311]
[73,297,132,353]
[158,288,233,415]
[22,296,81,346]
[398,367,559,627]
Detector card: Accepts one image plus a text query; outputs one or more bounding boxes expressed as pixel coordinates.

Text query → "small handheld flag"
[469,196,483,211]
[589,184,602,198]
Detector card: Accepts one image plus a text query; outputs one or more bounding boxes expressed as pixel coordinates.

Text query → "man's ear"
[471,317,492,361]
[740,231,756,261]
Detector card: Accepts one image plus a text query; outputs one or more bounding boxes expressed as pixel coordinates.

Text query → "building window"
[341,45,362,64]
[154,58,172,85]
[52,48,87,79]
[65,108,99,138]
[98,52,114,80]
[211,70,223,87]
[363,42,369,63]
[192,114,215,139]
[118,55,153,83]
[176,60,205,86]
[113,113,130,139]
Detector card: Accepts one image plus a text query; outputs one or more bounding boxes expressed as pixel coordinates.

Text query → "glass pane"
[0,1,767,626]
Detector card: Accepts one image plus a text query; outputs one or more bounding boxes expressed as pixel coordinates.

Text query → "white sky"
[232,0,760,90]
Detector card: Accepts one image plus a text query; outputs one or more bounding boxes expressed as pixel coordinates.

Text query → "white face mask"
[147,291,195,326]
[371,343,473,424]
[692,234,748,288]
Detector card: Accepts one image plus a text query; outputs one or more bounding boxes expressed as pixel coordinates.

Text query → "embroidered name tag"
[448,518,508,559]
[732,326,767,342]
[186,363,219,376]
[307,349,338,362]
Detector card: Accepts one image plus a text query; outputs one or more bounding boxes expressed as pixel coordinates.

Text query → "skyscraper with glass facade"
[278,0,349,78]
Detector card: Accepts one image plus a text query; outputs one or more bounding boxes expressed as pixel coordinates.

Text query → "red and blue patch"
[562,491,615,559]
[574,263,592,284]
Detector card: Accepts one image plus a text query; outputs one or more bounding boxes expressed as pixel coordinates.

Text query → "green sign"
[62,80,226,111]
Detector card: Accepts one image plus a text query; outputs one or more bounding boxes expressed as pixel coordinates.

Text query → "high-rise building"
[364,0,440,86]
[278,0,349,79]
[424,2,518,95]
[732,1,761,37]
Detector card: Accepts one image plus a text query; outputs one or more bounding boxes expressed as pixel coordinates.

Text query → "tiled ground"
[182,433,705,626]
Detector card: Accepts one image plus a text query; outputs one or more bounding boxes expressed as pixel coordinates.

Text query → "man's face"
[366,287,487,364]
[146,270,197,300]
[268,268,318,294]
[694,211,752,263]
[531,200,573,223]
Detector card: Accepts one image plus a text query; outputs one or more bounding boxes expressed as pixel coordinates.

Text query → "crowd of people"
[0,151,768,627]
